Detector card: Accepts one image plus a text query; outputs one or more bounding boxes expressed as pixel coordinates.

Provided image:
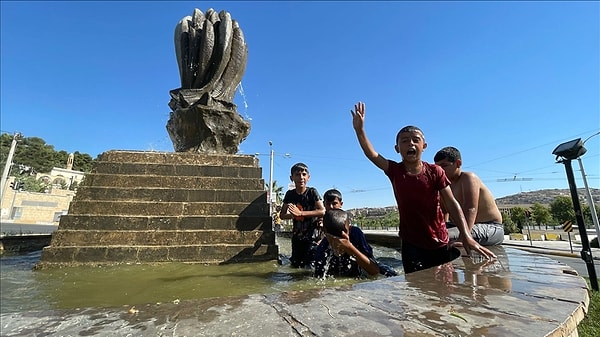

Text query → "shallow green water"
[1,239,402,313]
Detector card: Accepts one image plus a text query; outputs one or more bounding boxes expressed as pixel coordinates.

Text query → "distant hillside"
[349,188,600,216]
[495,188,600,206]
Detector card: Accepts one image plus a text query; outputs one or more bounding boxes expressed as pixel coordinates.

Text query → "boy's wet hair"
[396,125,424,143]
[322,209,348,237]
[324,189,343,202]
[290,162,309,175]
[434,146,461,163]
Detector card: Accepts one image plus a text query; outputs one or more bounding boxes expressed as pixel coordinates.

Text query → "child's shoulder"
[424,161,443,172]
[306,186,322,198]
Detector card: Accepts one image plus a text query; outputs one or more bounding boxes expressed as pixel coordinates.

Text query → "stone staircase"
[36,150,277,268]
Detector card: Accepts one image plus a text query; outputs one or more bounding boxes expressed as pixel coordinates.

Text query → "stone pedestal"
[36,150,277,268]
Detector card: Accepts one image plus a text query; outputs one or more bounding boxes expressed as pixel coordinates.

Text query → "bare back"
[451,171,502,224]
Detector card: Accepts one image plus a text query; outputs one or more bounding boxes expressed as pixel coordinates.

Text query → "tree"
[1,133,95,174]
[581,202,600,229]
[381,210,399,230]
[72,151,94,172]
[0,132,96,192]
[531,202,552,229]
[509,206,528,225]
[20,175,49,193]
[502,215,519,234]
[265,180,284,206]
[549,196,575,224]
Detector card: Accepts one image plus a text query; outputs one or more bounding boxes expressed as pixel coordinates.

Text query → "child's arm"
[280,201,325,219]
[313,200,326,218]
[279,203,293,219]
[327,232,380,276]
[351,101,389,172]
[440,186,496,260]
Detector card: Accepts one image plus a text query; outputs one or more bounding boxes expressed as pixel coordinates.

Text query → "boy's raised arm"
[351,101,388,171]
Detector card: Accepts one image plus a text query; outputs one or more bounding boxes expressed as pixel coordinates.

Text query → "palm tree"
[266,180,285,205]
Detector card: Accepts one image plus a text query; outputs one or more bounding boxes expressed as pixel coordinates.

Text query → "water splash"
[237,82,252,121]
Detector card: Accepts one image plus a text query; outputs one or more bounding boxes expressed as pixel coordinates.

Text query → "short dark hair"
[324,189,343,203]
[396,125,424,143]
[434,146,461,163]
[290,162,309,175]
[322,209,348,237]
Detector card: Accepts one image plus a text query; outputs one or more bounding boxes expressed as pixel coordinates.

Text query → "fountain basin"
[1,243,589,336]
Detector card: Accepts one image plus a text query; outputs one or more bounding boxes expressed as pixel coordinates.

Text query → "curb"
[502,242,600,261]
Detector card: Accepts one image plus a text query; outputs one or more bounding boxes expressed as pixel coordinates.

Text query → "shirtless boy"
[434,146,504,246]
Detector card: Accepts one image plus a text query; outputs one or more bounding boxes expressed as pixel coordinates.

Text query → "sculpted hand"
[351,101,366,131]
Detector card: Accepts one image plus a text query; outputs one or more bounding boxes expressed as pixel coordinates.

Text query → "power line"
[464,128,599,170]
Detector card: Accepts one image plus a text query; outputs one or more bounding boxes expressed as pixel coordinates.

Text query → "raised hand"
[351,101,366,131]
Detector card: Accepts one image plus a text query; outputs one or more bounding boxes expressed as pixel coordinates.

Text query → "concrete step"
[83,174,264,190]
[68,200,268,216]
[50,229,274,246]
[95,151,258,167]
[75,187,266,203]
[92,162,262,178]
[58,215,272,231]
[36,243,278,266]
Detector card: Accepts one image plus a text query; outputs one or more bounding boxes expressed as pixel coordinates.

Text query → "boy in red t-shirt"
[350,101,495,273]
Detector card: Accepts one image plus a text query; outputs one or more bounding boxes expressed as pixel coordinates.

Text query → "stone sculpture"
[167,8,250,154]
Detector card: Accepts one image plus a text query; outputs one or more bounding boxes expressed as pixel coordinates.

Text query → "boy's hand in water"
[325,231,352,256]
[452,236,496,261]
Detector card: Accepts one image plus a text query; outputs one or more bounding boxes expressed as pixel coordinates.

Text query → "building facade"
[0,159,85,224]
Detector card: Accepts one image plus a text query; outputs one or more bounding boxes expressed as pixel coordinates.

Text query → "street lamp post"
[0,132,21,200]
[268,141,274,218]
[578,131,600,248]
[577,157,600,244]
[552,138,598,291]
[255,143,291,218]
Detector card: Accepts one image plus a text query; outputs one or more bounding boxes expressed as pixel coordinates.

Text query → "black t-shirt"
[282,187,322,239]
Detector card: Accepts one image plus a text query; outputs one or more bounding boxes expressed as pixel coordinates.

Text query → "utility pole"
[1,132,21,201]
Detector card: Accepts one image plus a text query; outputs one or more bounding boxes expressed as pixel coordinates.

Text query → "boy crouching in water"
[314,190,398,278]
[314,209,380,278]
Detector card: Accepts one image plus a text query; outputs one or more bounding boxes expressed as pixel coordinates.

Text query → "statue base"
[166,89,250,154]
[36,150,276,268]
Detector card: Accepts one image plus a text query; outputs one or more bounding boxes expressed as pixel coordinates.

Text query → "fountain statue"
[36,8,276,268]
[167,8,250,154]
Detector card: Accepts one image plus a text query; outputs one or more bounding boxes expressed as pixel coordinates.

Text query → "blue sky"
[1,1,599,210]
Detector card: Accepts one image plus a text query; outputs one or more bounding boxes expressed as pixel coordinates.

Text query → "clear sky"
[1,1,599,210]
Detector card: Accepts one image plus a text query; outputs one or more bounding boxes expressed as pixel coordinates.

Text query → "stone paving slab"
[0,246,590,337]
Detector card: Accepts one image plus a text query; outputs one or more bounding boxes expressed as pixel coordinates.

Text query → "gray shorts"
[447,222,504,246]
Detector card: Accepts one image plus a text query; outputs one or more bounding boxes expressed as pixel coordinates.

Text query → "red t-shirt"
[385,160,450,250]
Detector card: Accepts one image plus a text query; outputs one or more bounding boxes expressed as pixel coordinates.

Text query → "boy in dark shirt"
[280,163,325,268]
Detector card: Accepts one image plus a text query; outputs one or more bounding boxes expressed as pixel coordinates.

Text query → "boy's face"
[324,197,343,211]
[395,130,427,163]
[435,158,461,180]
[290,169,309,188]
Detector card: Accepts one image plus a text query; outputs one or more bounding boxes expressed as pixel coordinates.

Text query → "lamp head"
[552,138,587,160]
